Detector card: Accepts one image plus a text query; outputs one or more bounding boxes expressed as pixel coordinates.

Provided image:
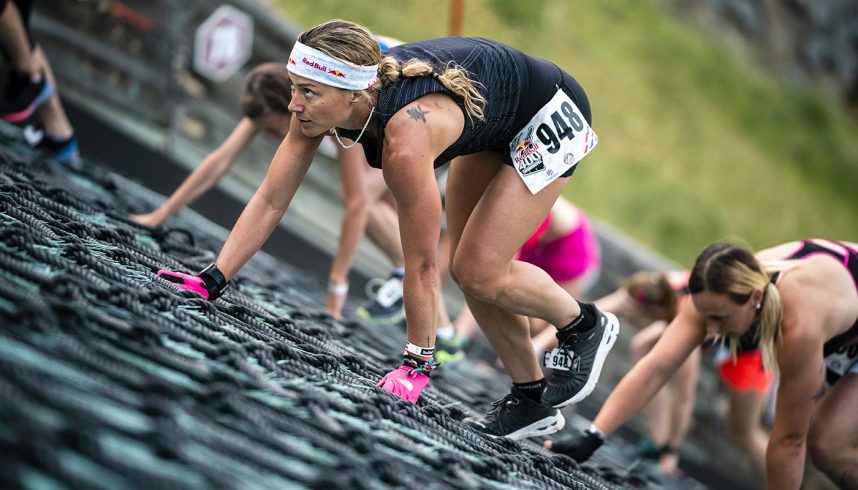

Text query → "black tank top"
[338,37,590,168]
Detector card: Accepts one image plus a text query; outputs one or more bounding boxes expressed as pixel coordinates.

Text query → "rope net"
[0,130,681,489]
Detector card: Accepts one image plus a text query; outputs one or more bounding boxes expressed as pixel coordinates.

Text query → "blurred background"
[11,0,858,488]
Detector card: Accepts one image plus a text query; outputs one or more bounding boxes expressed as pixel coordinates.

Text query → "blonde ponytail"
[299,19,487,122]
[757,282,783,372]
[378,57,486,122]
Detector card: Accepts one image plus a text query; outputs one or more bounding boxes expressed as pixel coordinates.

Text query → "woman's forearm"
[402,258,440,347]
[394,188,442,349]
[215,191,288,279]
[214,121,316,279]
[593,357,675,435]
[594,302,707,436]
[154,151,235,221]
[329,200,370,284]
[666,348,700,447]
[153,118,258,222]
[593,289,630,316]
[766,437,806,489]
[324,200,370,319]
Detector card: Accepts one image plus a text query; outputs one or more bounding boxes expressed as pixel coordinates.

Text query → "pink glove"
[157,264,229,300]
[157,270,211,299]
[378,366,431,403]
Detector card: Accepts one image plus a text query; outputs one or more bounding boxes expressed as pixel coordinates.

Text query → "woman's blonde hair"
[240,63,292,119]
[298,19,486,121]
[688,243,783,372]
[623,271,679,322]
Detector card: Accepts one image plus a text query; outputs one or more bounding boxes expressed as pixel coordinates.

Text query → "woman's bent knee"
[452,261,503,302]
[807,421,851,479]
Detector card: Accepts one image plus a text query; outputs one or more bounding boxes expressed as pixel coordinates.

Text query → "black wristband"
[659,444,677,455]
[586,425,606,443]
[550,427,604,462]
[198,263,229,300]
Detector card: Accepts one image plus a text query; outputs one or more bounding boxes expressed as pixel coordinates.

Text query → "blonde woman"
[158,19,619,440]
[546,239,858,490]
[132,62,406,320]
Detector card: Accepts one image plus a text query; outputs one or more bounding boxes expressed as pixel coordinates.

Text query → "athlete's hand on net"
[130,211,164,227]
[544,427,604,462]
[157,270,216,300]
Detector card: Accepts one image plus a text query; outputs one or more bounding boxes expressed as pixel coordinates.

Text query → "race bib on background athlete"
[825,343,858,377]
[509,88,598,194]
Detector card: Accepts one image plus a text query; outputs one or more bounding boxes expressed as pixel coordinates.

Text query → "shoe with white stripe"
[466,390,565,440]
[542,310,620,408]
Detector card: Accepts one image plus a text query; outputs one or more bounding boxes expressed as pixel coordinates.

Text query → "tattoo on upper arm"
[406,105,430,123]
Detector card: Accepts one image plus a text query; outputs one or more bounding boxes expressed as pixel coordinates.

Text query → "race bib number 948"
[543,348,578,371]
[509,88,597,194]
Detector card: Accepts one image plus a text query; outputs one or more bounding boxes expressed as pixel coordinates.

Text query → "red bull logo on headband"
[301,57,328,73]
[288,41,379,90]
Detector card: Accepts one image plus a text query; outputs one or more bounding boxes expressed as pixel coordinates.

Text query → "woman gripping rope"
[158,20,619,440]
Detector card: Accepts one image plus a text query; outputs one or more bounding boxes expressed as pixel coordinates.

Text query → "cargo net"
[0,131,672,489]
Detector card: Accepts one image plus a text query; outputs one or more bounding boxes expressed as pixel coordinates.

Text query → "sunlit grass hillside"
[276,0,858,265]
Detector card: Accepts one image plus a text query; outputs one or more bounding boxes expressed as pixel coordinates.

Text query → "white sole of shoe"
[504,411,566,441]
[553,312,620,408]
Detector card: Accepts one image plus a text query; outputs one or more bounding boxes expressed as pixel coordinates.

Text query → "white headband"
[287,41,379,90]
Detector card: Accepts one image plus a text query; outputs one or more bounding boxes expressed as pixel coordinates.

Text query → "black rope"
[0,131,665,489]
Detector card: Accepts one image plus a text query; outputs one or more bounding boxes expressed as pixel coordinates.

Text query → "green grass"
[275,0,858,266]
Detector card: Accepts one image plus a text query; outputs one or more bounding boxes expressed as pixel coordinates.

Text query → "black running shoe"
[356,272,405,325]
[466,391,565,440]
[542,310,620,408]
[0,71,53,123]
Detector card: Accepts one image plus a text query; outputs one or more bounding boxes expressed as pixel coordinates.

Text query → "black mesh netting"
[0,129,700,489]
